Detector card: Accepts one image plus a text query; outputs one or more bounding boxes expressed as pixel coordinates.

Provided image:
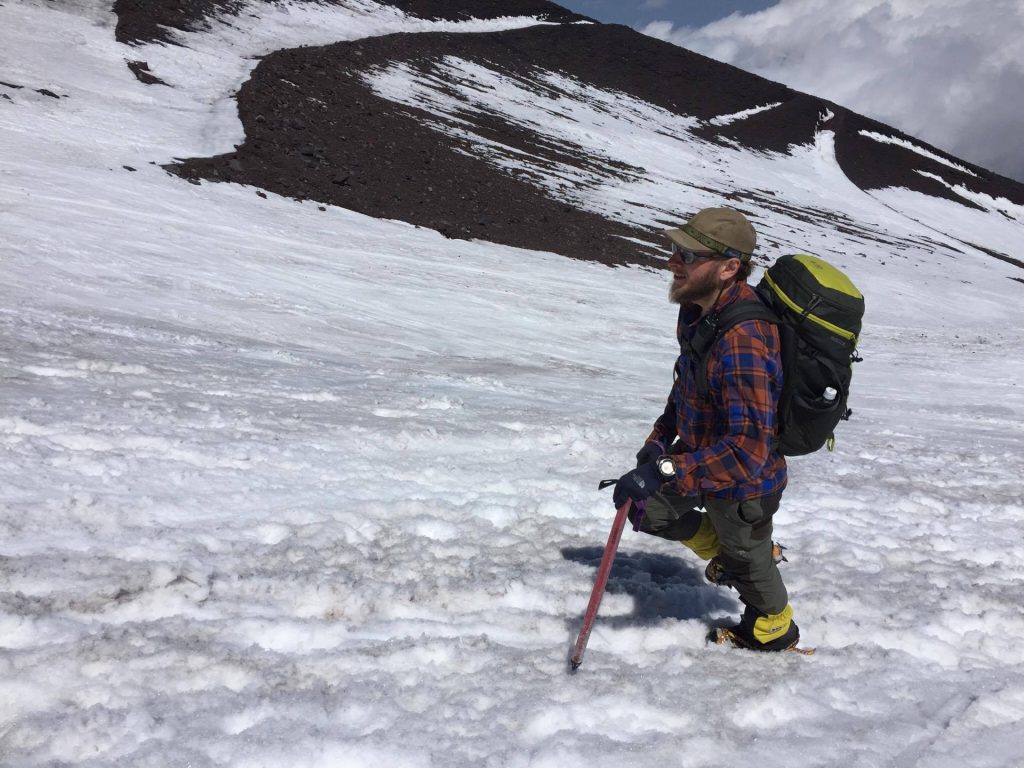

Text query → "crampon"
[711,626,815,655]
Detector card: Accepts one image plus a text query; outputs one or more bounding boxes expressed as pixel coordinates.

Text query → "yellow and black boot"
[715,604,801,652]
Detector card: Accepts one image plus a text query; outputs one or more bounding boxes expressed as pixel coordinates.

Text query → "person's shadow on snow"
[560,544,738,628]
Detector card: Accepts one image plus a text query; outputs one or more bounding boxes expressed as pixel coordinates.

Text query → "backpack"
[689,253,865,456]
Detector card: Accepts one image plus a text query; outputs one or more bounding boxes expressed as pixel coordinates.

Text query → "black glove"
[613,462,664,508]
[635,440,665,468]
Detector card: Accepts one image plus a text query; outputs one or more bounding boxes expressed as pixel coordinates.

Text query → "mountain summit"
[114,0,1024,272]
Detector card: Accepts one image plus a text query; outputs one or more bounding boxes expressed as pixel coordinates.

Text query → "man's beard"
[669,267,723,306]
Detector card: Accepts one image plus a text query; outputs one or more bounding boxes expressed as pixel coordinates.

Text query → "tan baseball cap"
[663,207,756,261]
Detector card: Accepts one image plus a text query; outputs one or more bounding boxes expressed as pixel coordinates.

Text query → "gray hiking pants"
[630,489,789,617]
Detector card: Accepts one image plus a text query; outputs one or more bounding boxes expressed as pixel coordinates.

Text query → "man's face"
[667,249,728,306]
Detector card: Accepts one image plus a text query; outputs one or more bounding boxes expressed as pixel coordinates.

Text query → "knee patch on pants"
[631,494,703,541]
[679,513,720,560]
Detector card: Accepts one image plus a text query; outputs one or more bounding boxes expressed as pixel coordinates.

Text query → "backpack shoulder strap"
[716,299,778,330]
[691,298,779,398]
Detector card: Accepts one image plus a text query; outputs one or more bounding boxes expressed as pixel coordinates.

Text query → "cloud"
[641,0,1024,183]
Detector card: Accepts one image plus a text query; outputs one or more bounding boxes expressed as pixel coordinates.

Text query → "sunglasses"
[670,242,724,264]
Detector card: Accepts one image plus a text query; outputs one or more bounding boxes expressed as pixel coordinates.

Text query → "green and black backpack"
[691,253,865,456]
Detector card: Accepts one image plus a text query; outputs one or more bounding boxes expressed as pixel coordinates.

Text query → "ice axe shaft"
[569,491,631,673]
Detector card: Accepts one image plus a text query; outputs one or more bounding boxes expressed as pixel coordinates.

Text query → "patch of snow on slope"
[709,101,783,126]
[861,129,979,177]
[915,171,1024,226]
[364,57,1020,323]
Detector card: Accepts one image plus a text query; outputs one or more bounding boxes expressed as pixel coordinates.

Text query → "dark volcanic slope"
[175,26,701,266]
[367,0,589,23]
[131,4,1024,264]
[832,109,1024,209]
[113,0,589,45]
[172,23,814,265]
[114,0,244,45]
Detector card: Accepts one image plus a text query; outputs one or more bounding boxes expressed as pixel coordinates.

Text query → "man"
[612,206,799,652]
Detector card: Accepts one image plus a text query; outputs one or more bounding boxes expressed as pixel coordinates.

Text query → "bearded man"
[612,206,799,652]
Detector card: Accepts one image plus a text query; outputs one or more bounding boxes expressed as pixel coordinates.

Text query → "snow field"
[2,0,1024,766]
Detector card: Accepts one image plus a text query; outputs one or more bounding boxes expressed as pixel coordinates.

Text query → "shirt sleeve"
[672,320,780,494]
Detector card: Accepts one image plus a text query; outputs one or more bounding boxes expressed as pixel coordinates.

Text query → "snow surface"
[2,1,1024,766]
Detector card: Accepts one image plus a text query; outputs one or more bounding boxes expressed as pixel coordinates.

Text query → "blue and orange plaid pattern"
[646,282,787,501]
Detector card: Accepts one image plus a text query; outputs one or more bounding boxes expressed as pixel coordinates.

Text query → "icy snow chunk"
[409,518,460,541]
[254,523,292,545]
[21,365,88,378]
[284,390,339,402]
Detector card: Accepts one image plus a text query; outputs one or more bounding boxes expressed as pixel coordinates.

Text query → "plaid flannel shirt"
[646,281,787,501]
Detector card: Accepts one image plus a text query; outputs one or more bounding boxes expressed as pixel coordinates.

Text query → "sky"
[556,0,1024,184]
[553,0,775,28]
[3,0,1024,765]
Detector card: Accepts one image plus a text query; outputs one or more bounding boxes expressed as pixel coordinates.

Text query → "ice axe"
[569,478,631,673]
